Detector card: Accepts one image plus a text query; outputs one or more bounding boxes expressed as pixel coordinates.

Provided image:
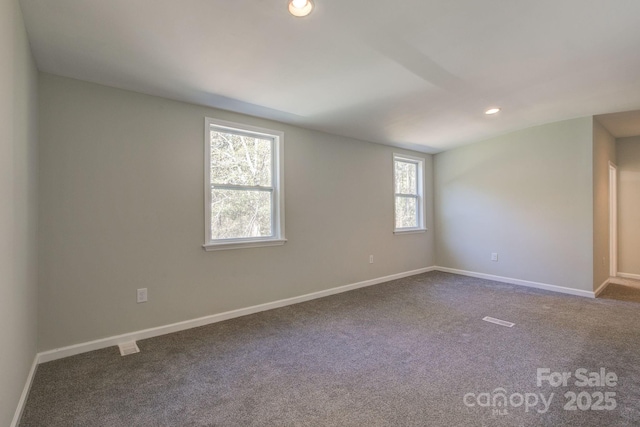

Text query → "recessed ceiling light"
[289,0,314,17]
[485,108,501,115]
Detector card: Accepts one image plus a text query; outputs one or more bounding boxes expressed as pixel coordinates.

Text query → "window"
[204,118,285,251]
[393,154,426,233]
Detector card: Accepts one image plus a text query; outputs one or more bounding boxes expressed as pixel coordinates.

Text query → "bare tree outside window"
[394,155,424,231]
[394,160,418,228]
[209,130,274,240]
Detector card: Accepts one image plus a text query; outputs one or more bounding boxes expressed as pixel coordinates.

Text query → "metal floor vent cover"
[118,341,140,356]
[482,316,515,327]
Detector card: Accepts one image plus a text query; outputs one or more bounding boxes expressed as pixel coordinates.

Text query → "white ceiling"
[19,0,640,153]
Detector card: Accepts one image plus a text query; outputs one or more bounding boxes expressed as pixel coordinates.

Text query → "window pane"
[395,196,417,229]
[211,189,272,239]
[395,160,417,194]
[210,129,272,187]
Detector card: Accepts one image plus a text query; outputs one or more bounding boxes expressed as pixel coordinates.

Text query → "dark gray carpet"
[20,272,640,426]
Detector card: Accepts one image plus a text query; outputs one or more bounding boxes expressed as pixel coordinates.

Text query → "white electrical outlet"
[369,255,374,264]
[491,253,499,262]
[137,288,148,303]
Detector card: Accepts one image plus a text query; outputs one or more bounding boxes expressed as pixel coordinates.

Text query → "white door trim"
[609,161,618,277]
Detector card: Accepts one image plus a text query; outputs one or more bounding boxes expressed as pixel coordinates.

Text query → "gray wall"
[592,120,616,289]
[0,0,38,424]
[38,73,435,351]
[434,118,594,292]
[616,136,640,277]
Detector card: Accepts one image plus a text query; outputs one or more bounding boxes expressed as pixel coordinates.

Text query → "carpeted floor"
[600,278,640,303]
[19,272,640,426]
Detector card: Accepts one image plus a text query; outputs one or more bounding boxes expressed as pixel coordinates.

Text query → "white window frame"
[393,153,426,234]
[203,118,286,251]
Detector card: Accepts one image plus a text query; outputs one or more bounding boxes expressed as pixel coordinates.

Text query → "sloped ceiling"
[20,0,640,152]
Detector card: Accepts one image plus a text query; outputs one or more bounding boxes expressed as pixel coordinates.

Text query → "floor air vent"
[118,341,140,356]
[482,316,515,327]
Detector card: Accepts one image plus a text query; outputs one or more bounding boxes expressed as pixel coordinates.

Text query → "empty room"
[4,0,640,426]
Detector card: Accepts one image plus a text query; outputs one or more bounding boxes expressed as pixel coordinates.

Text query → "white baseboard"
[617,272,640,281]
[434,266,595,298]
[35,265,599,365]
[22,263,601,423]
[38,266,436,364]
[594,278,610,297]
[10,355,38,427]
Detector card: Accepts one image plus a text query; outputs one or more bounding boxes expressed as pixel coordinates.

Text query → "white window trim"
[203,117,286,251]
[393,228,427,235]
[393,153,427,234]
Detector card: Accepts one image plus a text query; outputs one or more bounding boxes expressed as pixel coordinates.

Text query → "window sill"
[203,239,287,252]
[394,228,427,235]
